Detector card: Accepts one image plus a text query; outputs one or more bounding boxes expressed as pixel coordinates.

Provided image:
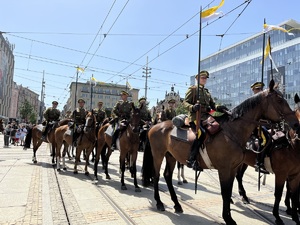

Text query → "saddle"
[202,116,221,135]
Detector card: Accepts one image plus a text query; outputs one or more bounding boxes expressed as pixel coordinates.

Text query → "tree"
[20,99,34,123]
[29,112,37,124]
[176,101,188,115]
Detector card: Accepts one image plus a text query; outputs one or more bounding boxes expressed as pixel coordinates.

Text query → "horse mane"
[230,91,263,120]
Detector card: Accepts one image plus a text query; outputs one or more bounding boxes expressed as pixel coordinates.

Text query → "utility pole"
[39,71,45,123]
[142,56,151,99]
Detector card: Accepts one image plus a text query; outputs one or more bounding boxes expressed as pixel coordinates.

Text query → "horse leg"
[130,151,140,192]
[66,145,72,160]
[177,161,182,185]
[285,181,292,215]
[120,153,127,190]
[32,139,42,163]
[62,144,68,170]
[94,146,100,181]
[164,153,183,213]
[272,175,286,225]
[51,142,56,165]
[288,177,300,224]
[235,163,250,204]
[101,145,106,170]
[91,146,95,162]
[219,171,237,225]
[84,147,93,175]
[104,146,111,179]
[74,147,81,174]
[181,164,188,184]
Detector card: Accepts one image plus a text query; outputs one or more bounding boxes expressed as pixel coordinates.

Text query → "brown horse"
[142,80,300,225]
[94,103,142,191]
[55,111,96,174]
[235,93,300,225]
[31,119,70,164]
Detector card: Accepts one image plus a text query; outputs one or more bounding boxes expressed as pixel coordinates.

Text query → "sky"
[2,0,300,110]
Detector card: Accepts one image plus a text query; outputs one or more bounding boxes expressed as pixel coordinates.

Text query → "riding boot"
[111,129,120,151]
[42,124,48,140]
[73,131,78,147]
[255,152,269,174]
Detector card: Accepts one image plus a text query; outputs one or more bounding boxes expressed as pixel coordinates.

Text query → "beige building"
[0,34,14,121]
[155,86,182,111]
[63,81,139,116]
[9,82,19,119]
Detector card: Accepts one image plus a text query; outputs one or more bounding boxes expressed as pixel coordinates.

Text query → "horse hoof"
[121,185,127,190]
[94,176,98,181]
[57,168,61,171]
[183,179,188,184]
[177,181,183,185]
[85,171,89,176]
[106,175,111,180]
[34,160,37,164]
[102,166,105,170]
[242,197,250,204]
[74,171,78,174]
[156,203,165,211]
[135,187,141,192]
[91,159,94,163]
[63,168,67,171]
[230,198,234,204]
[275,219,284,225]
[68,157,72,160]
[174,205,183,213]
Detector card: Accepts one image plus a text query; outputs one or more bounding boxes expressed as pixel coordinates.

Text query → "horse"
[55,111,96,174]
[31,119,70,164]
[0,119,4,133]
[142,80,300,225]
[94,103,142,192]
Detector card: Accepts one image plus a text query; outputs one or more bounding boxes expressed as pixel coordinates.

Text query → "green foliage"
[20,100,34,122]
[176,101,188,115]
[29,112,37,124]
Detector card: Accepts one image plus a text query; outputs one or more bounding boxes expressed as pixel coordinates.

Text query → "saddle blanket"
[36,124,45,133]
[105,125,114,137]
[65,129,72,136]
[170,126,195,142]
[264,156,274,174]
[199,147,215,169]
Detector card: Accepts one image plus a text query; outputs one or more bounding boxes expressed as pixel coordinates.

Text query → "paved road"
[0,134,296,225]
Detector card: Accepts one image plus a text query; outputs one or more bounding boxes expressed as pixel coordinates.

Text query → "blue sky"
[2,0,300,110]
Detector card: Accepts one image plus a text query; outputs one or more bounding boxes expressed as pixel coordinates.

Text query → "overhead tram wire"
[217,0,252,50]
[115,0,251,85]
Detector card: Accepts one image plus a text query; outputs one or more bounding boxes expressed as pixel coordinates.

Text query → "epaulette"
[204,88,210,93]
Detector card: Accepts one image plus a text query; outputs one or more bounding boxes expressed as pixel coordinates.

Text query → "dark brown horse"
[235,93,300,225]
[142,80,300,225]
[55,111,96,174]
[31,119,70,164]
[94,103,142,191]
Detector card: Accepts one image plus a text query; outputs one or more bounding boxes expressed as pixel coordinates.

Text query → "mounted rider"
[138,97,152,151]
[165,99,176,120]
[249,81,270,174]
[184,71,228,170]
[41,101,60,140]
[110,90,133,151]
[72,98,87,146]
[93,101,106,133]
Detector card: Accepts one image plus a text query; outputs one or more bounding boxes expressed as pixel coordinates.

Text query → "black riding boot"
[255,152,269,174]
[111,129,120,151]
[73,131,78,147]
[42,125,48,140]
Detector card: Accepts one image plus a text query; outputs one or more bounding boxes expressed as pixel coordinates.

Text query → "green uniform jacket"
[183,85,216,121]
[165,108,176,120]
[93,108,106,124]
[43,107,60,122]
[112,101,133,120]
[72,107,87,125]
[140,106,152,122]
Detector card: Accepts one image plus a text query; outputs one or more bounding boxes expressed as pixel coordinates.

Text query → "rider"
[138,97,152,151]
[110,90,133,151]
[72,98,87,147]
[42,101,60,140]
[94,101,106,126]
[165,99,176,120]
[184,71,227,170]
[250,81,269,174]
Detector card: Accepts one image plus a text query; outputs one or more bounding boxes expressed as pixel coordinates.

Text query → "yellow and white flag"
[90,75,97,86]
[126,81,133,90]
[261,36,279,72]
[201,0,224,23]
[77,66,85,73]
[263,24,294,36]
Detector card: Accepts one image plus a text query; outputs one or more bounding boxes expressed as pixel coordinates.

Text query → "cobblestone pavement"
[0,134,296,225]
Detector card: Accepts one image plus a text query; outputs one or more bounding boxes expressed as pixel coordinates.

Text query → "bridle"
[84,114,95,133]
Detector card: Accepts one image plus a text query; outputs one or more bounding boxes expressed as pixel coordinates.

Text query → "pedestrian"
[24,125,32,150]
[20,125,27,146]
[3,123,11,147]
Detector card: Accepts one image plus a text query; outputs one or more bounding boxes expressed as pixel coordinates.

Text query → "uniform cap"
[120,90,129,96]
[168,99,176,104]
[139,97,146,102]
[195,70,209,79]
[98,101,103,105]
[251,82,265,89]
[78,98,85,103]
[52,101,58,105]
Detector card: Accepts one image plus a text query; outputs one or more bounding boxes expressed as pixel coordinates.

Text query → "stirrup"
[255,165,269,174]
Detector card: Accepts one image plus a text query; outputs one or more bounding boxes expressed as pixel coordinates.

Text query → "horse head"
[294,93,300,122]
[84,111,96,133]
[261,80,300,133]
[130,103,141,133]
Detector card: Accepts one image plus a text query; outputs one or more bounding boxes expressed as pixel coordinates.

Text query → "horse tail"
[142,134,154,187]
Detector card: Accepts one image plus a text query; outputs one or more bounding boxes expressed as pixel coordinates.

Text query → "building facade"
[9,82,19,119]
[64,81,139,116]
[0,34,14,121]
[194,19,300,108]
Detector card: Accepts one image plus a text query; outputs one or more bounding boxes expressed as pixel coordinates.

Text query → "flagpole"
[268,36,274,81]
[261,18,266,85]
[74,67,79,110]
[90,75,94,111]
[195,6,203,195]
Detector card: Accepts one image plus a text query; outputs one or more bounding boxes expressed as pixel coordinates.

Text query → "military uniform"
[43,107,60,122]
[94,108,106,124]
[183,85,216,121]
[165,108,176,120]
[72,107,87,125]
[112,100,133,120]
[140,106,151,122]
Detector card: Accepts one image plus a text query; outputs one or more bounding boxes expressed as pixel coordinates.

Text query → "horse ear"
[131,102,135,110]
[162,105,165,110]
[139,102,144,110]
[269,79,275,92]
[295,93,300,104]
